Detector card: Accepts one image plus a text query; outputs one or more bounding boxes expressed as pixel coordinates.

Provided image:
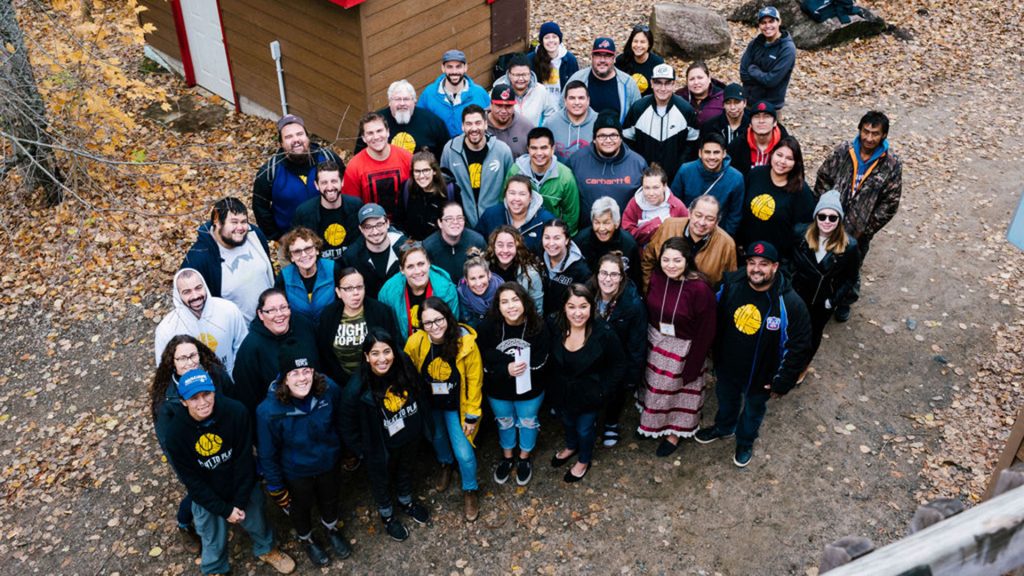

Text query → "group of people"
[149,8,903,574]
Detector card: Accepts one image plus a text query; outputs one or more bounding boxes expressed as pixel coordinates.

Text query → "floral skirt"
[637,325,707,438]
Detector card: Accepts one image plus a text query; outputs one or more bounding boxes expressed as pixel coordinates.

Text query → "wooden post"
[824,485,1024,575]
[984,406,1024,501]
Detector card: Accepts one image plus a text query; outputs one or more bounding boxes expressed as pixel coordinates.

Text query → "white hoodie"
[153,268,248,372]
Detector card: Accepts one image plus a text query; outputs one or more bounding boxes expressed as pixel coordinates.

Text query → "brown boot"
[176,524,201,555]
[435,464,452,492]
[463,490,479,522]
[258,548,296,574]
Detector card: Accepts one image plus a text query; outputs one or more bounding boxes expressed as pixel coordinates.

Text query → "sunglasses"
[633,24,650,33]
[817,213,840,223]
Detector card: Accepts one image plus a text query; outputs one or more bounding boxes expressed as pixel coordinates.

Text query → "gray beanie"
[815,189,844,219]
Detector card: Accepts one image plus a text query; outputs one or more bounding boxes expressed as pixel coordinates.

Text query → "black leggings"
[286,465,342,537]
[365,439,420,514]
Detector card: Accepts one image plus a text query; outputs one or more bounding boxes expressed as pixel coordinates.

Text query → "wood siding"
[219,0,366,142]
[139,0,181,61]
[361,0,526,109]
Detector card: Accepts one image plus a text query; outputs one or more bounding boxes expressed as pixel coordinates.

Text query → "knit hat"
[278,337,315,376]
[723,83,745,102]
[750,100,777,120]
[746,241,779,263]
[177,368,215,400]
[276,114,304,133]
[539,22,562,42]
[491,84,516,105]
[815,190,844,219]
[593,110,622,137]
[592,37,616,55]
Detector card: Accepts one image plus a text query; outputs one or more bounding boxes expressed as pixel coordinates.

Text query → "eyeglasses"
[261,305,290,315]
[413,168,433,175]
[594,134,621,142]
[598,271,622,279]
[289,245,317,257]
[174,352,199,363]
[338,284,365,293]
[361,220,388,231]
[817,214,840,223]
[422,317,447,329]
[509,72,531,80]
[441,216,465,224]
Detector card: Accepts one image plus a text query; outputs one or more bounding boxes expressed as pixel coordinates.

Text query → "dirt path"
[2,2,1023,575]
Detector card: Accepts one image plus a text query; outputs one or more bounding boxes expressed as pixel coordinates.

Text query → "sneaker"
[399,500,430,525]
[515,457,533,486]
[176,524,201,555]
[301,539,329,567]
[694,427,734,444]
[327,529,352,560]
[834,305,851,322]
[258,548,297,574]
[601,424,621,447]
[494,457,514,484]
[382,515,408,542]
[734,445,753,467]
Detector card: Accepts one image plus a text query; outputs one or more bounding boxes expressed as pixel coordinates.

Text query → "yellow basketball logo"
[427,357,452,382]
[632,73,649,94]
[750,194,776,221]
[392,132,417,153]
[733,304,762,335]
[382,387,408,413]
[195,433,223,457]
[324,223,347,246]
[198,332,219,352]
[468,163,482,190]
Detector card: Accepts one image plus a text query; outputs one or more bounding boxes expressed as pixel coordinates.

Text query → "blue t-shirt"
[588,74,620,118]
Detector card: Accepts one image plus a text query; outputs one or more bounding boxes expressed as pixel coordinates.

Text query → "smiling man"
[354,80,450,160]
[641,194,737,290]
[441,105,514,228]
[505,126,581,234]
[418,49,491,137]
[342,113,412,221]
[154,268,248,373]
[567,111,647,219]
[182,197,275,322]
[564,37,641,124]
[487,84,534,158]
[739,6,797,110]
[546,81,597,160]
[292,160,364,261]
[622,63,699,181]
[670,132,745,236]
[252,114,343,241]
[423,202,486,283]
[341,203,407,297]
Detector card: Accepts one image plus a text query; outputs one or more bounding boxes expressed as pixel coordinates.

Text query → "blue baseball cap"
[757,6,781,21]
[177,368,215,400]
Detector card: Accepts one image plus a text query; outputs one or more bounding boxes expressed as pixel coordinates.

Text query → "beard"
[393,110,412,124]
[749,270,775,289]
[284,145,311,163]
[218,230,246,248]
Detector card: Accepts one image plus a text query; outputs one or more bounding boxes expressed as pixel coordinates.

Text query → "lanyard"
[659,276,685,327]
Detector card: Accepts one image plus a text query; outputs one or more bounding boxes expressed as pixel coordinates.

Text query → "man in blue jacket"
[670,132,745,237]
[418,49,491,138]
[739,6,797,110]
[696,241,811,467]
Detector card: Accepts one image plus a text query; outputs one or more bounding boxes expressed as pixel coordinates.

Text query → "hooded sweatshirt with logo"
[546,107,598,161]
[154,269,248,373]
[542,241,591,316]
[566,141,648,220]
[441,134,514,228]
[506,155,581,235]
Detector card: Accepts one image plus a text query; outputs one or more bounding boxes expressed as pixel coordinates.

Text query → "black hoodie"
[232,314,319,416]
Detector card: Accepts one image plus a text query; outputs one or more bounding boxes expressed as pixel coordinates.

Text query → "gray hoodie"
[441,134,514,228]
[493,70,560,127]
[546,107,598,161]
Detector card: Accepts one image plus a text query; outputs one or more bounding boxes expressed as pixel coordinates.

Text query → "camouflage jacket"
[813,141,903,240]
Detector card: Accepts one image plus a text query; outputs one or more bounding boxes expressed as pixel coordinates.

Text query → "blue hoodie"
[418,74,492,137]
[669,157,745,237]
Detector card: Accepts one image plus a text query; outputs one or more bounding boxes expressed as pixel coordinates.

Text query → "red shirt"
[341,146,412,219]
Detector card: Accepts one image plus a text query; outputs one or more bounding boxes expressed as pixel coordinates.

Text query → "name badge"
[386,417,405,436]
[431,381,449,395]
[659,322,676,337]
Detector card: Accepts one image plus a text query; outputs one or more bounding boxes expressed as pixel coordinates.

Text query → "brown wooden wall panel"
[361,0,468,39]
[139,0,181,61]
[226,0,363,56]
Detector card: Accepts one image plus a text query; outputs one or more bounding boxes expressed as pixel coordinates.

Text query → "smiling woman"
[276,227,337,324]
[376,243,460,341]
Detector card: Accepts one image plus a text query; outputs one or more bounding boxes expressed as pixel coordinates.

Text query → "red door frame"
[169,0,240,110]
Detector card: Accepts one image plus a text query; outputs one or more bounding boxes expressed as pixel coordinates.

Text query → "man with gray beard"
[354,80,450,160]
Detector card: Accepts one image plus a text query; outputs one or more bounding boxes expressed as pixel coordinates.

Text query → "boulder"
[728,0,889,50]
[651,3,732,61]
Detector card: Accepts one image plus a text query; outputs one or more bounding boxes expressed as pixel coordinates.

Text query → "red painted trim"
[169,0,196,86]
[214,0,240,110]
[326,0,367,7]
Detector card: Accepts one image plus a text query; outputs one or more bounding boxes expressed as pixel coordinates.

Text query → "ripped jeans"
[488,393,545,453]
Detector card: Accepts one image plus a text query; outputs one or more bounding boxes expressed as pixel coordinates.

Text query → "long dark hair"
[556,283,596,340]
[773,136,806,195]
[360,329,420,404]
[150,335,224,421]
[485,225,543,287]
[587,251,627,305]
[533,41,555,85]
[488,281,543,337]
[274,371,328,403]
[410,151,447,199]
[621,25,655,70]
[418,297,461,363]
[659,236,707,283]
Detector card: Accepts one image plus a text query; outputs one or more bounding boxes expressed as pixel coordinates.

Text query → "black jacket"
[547,319,627,412]
[713,270,811,396]
[339,365,427,459]
[232,315,319,416]
[476,317,551,401]
[291,194,364,260]
[180,222,272,298]
[790,227,861,309]
[162,394,256,518]
[598,280,648,385]
[341,230,406,298]
[315,298,400,385]
[573,226,642,287]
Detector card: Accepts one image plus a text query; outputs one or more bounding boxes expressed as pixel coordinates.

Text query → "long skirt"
[637,325,706,438]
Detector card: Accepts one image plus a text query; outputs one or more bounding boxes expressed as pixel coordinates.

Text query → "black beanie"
[278,337,316,376]
[593,110,622,138]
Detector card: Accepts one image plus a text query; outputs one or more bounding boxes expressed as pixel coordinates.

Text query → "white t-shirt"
[218,234,274,322]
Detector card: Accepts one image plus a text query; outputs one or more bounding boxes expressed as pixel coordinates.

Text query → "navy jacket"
[598,279,648,385]
[180,222,272,298]
[232,314,319,416]
[739,30,797,109]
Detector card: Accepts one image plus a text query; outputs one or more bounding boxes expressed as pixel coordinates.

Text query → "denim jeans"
[711,375,770,448]
[430,409,478,491]
[488,393,544,453]
[192,484,273,575]
[560,410,599,464]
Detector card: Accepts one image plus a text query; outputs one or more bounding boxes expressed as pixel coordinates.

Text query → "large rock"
[728,0,889,50]
[652,3,732,61]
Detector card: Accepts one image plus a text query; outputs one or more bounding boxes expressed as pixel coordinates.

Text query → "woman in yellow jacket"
[405,296,484,522]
